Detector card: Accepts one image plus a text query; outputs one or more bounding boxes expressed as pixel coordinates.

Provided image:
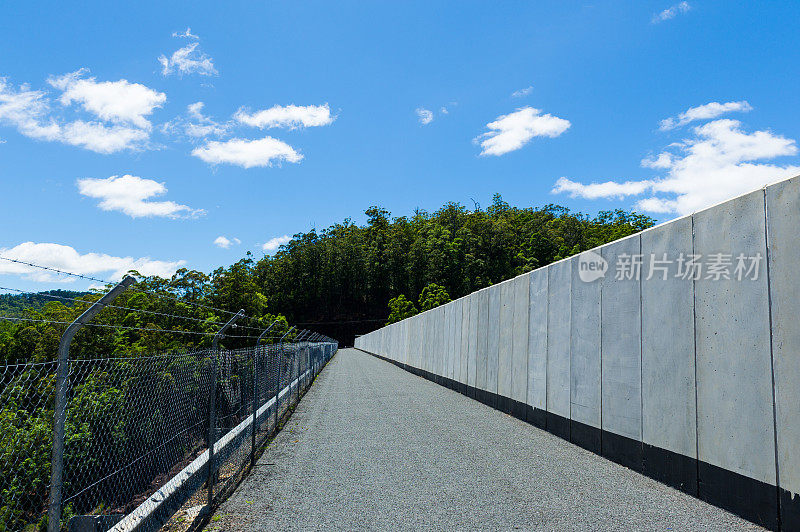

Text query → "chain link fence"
[0,340,337,532]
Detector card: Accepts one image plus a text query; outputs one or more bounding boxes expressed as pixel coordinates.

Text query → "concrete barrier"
[468,292,479,392]
[693,189,776,529]
[511,274,529,419]
[475,288,489,397]
[640,214,698,493]
[600,235,642,470]
[570,253,601,453]
[497,280,514,413]
[459,296,470,390]
[526,267,547,428]
[487,285,500,402]
[546,259,571,440]
[354,174,800,530]
[766,177,800,530]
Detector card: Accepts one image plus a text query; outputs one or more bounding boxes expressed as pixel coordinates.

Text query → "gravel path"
[209,348,761,531]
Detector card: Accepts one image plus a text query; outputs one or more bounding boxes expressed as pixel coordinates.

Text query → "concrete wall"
[355,175,800,530]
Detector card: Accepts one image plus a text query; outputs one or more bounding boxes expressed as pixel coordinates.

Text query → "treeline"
[254,195,655,343]
[0,269,292,365]
[0,194,653,361]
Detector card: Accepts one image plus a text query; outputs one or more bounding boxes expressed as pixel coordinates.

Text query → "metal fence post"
[208,309,245,508]
[252,320,278,469]
[48,275,136,532]
[275,326,295,430]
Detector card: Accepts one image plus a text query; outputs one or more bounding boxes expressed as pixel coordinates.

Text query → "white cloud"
[214,236,241,249]
[0,77,151,153]
[159,42,217,77]
[659,100,752,130]
[77,174,203,219]
[48,69,166,128]
[512,86,533,98]
[172,27,199,39]
[416,107,433,125]
[0,241,185,282]
[234,104,334,129]
[163,101,229,139]
[192,136,302,168]
[552,118,800,215]
[652,1,691,23]
[262,235,291,252]
[59,120,150,153]
[475,106,570,156]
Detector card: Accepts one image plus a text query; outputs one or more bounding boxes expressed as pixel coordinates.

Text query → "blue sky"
[1,1,799,291]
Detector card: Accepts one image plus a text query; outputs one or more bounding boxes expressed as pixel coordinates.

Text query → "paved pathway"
[209,348,760,531]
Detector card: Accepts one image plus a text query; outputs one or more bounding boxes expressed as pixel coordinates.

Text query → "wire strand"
[0,315,265,339]
[0,285,270,330]
[0,256,250,320]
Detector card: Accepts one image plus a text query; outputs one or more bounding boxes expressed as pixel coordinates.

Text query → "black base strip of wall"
[356,349,786,531]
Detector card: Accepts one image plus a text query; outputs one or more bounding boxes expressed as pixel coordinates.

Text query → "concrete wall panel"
[487,285,500,394]
[570,253,601,430]
[460,296,470,384]
[498,280,514,399]
[476,288,489,390]
[766,176,800,516]
[468,293,479,387]
[546,260,571,419]
[694,189,776,486]
[453,299,462,382]
[600,235,642,441]
[527,267,548,412]
[511,274,530,404]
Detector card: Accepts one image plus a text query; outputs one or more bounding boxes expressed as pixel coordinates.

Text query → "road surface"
[208,348,760,531]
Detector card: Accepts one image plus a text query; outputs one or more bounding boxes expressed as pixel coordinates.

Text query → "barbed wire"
[0,285,275,331]
[0,255,253,321]
[0,315,268,339]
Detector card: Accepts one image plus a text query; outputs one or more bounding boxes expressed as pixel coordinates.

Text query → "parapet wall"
[355,175,800,531]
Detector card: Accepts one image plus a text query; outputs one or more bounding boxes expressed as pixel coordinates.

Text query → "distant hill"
[0,290,89,317]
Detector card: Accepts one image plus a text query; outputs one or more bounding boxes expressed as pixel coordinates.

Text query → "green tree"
[418,283,451,312]
[386,294,418,325]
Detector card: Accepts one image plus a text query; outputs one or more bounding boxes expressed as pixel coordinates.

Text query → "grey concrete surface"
[570,254,601,429]
[511,274,529,404]
[498,280,514,398]
[527,267,547,412]
[475,289,489,391]
[693,189,776,485]
[601,235,643,441]
[640,215,697,458]
[766,177,800,497]
[210,349,761,531]
[546,260,571,419]
[487,287,500,394]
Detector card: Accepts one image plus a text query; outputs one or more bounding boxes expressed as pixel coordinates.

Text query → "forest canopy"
[0,194,654,360]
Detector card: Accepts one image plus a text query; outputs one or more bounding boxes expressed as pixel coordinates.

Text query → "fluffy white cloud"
[192,136,302,168]
[0,77,151,153]
[416,107,433,125]
[262,235,291,252]
[0,241,185,283]
[552,118,800,215]
[660,100,752,130]
[234,104,334,129]
[476,106,570,156]
[214,236,241,249]
[159,42,217,77]
[48,70,166,128]
[652,1,690,23]
[77,174,203,219]
[512,86,533,98]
